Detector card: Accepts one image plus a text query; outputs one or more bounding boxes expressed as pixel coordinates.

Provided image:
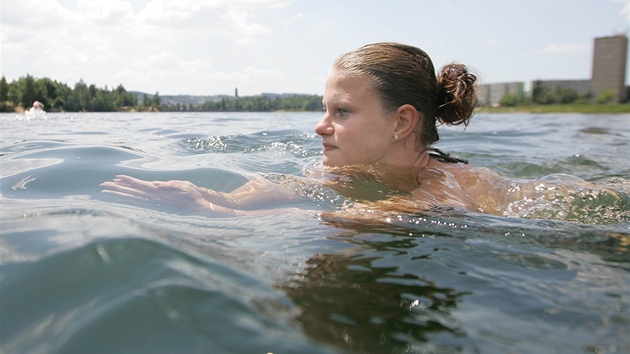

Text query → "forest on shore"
[1,75,141,112]
[0,75,323,113]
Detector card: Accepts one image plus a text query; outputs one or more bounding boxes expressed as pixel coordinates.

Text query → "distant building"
[476,82,524,106]
[477,34,629,106]
[591,35,628,103]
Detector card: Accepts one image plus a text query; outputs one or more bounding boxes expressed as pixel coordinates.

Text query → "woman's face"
[315,69,397,167]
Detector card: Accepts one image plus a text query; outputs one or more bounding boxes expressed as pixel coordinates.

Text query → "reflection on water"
[283,251,466,353]
[282,219,630,353]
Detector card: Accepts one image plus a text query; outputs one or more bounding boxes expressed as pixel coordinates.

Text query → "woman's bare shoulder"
[431,160,502,184]
[413,160,510,212]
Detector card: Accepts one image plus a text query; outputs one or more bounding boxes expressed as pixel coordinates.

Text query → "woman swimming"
[101,43,629,223]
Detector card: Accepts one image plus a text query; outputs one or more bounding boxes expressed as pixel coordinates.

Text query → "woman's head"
[330,42,477,149]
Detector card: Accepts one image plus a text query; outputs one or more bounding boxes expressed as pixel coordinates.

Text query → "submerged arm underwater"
[101,174,301,217]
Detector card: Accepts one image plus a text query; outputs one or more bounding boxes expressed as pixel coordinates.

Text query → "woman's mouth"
[322,143,337,152]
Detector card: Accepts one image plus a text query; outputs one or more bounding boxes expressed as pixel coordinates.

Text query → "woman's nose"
[314,115,333,136]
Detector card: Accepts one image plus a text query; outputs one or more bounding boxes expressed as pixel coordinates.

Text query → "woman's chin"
[322,157,342,167]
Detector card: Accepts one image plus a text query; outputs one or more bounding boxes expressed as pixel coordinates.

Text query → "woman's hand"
[100,175,241,216]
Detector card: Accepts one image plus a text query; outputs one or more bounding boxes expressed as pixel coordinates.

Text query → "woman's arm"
[100,174,300,216]
[208,174,300,209]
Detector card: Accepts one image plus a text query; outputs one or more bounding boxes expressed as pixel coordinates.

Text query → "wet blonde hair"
[332,42,477,149]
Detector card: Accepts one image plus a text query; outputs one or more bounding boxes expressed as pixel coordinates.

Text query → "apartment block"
[476,82,524,106]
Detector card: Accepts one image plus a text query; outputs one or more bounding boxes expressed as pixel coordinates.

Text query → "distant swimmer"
[22,100,47,120]
[30,101,45,111]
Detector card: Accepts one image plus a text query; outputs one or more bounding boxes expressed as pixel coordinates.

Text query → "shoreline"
[476,103,630,114]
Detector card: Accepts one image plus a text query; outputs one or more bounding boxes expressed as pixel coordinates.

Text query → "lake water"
[1,111,629,353]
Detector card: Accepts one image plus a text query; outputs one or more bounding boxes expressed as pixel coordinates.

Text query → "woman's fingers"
[152,179,196,192]
[113,175,158,190]
[100,175,159,199]
[101,180,137,193]
[101,177,197,202]
[100,176,242,216]
[102,175,163,190]
[101,189,148,201]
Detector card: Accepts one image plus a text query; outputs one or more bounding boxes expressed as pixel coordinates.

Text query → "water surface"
[1,112,629,353]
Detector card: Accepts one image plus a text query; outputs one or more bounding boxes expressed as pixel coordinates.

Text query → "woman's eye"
[322,105,351,118]
[338,108,351,117]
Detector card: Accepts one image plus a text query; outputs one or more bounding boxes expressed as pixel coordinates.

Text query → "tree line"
[0,75,145,112]
[0,75,323,113]
[166,94,322,112]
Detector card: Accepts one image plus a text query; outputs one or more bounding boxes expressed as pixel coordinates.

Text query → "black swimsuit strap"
[427,148,468,164]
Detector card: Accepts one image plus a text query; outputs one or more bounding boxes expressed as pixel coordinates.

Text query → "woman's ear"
[393,104,420,140]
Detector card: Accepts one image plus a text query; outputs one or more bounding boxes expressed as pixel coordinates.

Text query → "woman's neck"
[413,150,431,169]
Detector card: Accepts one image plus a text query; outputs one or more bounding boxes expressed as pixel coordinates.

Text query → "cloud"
[112,51,214,91]
[77,0,135,24]
[3,0,293,49]
[128,0,283,45]
[110,51,286,94]
[220,9,272,39]
[1,0,72,27]
[136,0,209,22]
[609,0,629,28]
[2,0,295,89]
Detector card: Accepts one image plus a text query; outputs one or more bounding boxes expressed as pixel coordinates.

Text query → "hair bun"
[436,63,477,126]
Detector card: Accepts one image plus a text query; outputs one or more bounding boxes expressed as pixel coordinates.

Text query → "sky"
[1,0,629,96]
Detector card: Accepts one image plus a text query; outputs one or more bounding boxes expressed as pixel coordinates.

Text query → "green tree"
[35,78,59,109]
[555,88,578,104]
[596,89,616,104]
[531,80,548,104]
[112,84,127,108]
[499,93,521,107]
[55,83,73,111]
[0,76,9,112]
[0,76,8,102]
[19,74,37,108]
[70,80,90,111]
[142,93,149,109]
[91,90,114,111]
[151,92,160,109]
